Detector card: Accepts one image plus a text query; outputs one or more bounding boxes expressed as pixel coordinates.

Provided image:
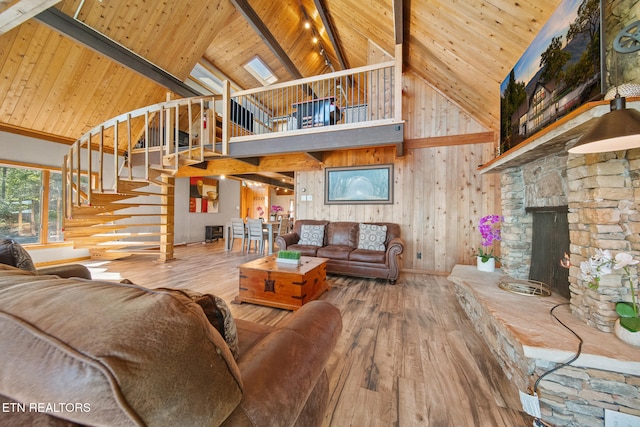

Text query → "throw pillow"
[0,239,37,273]
[298,224,325,246]
[183,290,239,360]
[358,224,387,251]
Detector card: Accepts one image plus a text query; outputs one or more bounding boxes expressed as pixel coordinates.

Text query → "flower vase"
[614,318,640,347]
[270,215,276,222]
[477,256,495,272]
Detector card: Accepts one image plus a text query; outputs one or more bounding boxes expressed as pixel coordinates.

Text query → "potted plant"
[475,214,503,272]
[257,206,265,219]
[270,205,283,221]
[580,249,640,346]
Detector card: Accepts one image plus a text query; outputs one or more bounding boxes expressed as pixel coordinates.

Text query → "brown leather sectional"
[0,256,342,425]
[275,220,404,284]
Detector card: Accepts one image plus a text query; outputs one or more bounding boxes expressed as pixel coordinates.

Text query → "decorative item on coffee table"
[277,250,301,266]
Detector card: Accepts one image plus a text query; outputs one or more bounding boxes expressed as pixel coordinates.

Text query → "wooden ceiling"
[0,0,563,144]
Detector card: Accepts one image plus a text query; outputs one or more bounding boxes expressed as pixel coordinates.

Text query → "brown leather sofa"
[0,238,92,279]
[0,264,342,426]
[275,220,404,284]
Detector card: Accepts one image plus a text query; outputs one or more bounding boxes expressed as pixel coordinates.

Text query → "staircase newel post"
[222,80,230,156]
[394,43,403,123]
[159,174,175,262]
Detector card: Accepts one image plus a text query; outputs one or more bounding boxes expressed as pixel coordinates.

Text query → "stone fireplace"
[500,148,640,333]
[449,100,640,426]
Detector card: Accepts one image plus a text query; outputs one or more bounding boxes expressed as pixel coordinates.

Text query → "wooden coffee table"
[234,255,329,310]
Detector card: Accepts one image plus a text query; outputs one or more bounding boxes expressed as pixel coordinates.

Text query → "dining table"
[224,220,280,255]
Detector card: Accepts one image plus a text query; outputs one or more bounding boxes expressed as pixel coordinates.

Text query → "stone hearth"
[448,265,640,426]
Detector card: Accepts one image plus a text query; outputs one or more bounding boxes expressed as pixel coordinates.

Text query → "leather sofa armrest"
[385,237,404,284]
[274,232,299,251]
[224,300,342,426]
[37,264,92,280]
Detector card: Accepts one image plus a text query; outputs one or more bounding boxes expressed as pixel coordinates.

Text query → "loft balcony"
[124,60,405,171]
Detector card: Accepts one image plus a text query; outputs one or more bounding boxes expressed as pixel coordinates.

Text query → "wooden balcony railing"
[229,61,400,140]
[62,59,402,219]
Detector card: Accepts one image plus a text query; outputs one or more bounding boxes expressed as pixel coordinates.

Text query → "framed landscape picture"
[500,0,603,152]
[325,165,393,205]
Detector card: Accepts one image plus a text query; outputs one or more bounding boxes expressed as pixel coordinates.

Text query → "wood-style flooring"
[85,241,533,426]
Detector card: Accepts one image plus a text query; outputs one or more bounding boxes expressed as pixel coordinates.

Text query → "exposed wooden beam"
[34,8,201,98]
[232,173,294,190]
[404,131,496,149]
[393,0,403,45]
[0,0,60,34]
[229,123,404,157]
[313,0,348,70]
[0,122,75,144]
[175,153,323,178]
[305,151,324,162]
[230,0,303,80]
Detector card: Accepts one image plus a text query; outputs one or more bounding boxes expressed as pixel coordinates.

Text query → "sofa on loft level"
[275,220,404,284]
[0,239,342,426]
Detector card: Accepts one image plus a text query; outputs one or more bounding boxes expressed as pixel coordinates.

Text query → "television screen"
[500,0,602,152]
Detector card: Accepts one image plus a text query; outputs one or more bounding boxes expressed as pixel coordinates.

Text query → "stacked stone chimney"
[500,149,640,333]
[567,150,640,332]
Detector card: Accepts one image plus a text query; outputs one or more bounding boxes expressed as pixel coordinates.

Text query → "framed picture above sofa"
[324,164,393,205]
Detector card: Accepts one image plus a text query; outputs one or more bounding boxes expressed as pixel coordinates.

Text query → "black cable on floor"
[533,302,584,395]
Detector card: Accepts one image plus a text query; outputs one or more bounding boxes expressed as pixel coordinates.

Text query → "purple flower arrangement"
[476,214,503,262]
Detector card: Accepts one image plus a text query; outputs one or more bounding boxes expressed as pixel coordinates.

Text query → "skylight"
[244,56,278,86]
[190,63,222,94]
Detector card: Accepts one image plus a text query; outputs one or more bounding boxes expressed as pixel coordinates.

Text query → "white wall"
[174,177,241,244]
[0,131,71,168]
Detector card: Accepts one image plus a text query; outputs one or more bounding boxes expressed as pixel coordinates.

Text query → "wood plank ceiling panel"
[0,20,173,141]
[56,0,236,80]
[0,0,570,149]
[203,10,291,89]
[321,0,395,68]
[248,0,327,77]
[406,0,562,130]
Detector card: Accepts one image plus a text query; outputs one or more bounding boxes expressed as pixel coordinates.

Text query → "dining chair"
[246,218,268,254]
[230,218,247,253]
[276,217,289,237]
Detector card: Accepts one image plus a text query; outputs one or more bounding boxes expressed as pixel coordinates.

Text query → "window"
[0,165,63,245]
[244,56,278,86]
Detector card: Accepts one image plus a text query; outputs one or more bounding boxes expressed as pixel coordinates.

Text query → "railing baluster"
[126,114,132,181]
[174,104,179,170]
[144,111,149,180]
[98,125,104,193]
[113,120,118,191]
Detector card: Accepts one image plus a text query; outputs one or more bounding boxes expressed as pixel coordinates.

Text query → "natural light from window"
[244,56,278,86]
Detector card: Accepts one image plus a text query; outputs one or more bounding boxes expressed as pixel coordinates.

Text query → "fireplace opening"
[526,206,570,299]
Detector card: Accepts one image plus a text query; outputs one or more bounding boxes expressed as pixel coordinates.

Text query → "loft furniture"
[235,255,329,310]
[275,220,404,284]
[0,264,342,426]
[292,97,341,128]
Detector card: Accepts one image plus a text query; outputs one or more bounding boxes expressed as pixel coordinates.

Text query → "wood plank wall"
[295,71,501,274]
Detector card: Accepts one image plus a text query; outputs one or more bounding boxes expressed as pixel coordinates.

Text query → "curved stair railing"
[61,59,402,261]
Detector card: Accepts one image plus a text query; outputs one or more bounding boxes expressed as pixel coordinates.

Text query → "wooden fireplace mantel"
[479,98,640,174]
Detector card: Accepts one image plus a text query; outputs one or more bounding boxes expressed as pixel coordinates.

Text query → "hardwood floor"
[86,241,533,426]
